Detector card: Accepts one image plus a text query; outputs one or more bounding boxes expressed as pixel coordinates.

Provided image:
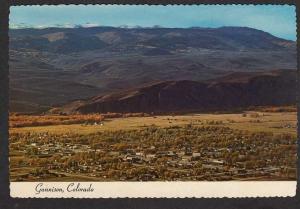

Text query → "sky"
[10,5,296,40]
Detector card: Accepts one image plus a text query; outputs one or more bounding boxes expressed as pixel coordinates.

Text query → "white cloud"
[81,23,100,28]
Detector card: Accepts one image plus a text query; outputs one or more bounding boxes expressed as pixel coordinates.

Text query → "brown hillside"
[61,70,296,114]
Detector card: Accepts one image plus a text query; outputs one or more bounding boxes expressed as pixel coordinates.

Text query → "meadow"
[10,111,297,136]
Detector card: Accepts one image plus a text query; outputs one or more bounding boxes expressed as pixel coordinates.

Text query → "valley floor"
[9,111,297,181]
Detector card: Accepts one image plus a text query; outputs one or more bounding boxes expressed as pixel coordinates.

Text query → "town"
[10,124,297,181]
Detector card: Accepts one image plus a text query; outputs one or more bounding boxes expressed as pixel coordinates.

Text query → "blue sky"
[10,5,296,40]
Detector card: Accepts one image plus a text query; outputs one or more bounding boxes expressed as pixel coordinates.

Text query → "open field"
[10,111,297,136]
[10,111,297,181]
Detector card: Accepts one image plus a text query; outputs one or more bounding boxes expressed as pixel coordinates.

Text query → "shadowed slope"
[60,70,296,114]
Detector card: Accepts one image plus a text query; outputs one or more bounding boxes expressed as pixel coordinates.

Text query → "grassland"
[10,111,297,136]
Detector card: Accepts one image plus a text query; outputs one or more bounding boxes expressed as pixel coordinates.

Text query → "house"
[192,152,201,160]
[124,149,135,155]
[145,154,156,162]
[167,151,176,157]
[135,152,144,157]
[236,162,245,168]
[167,160,178,167]
[108,151,120,156]
[178,160,193,168]
[237,168,247,174]
[157,151,168,157]
[208,159,224,165]
[182,156,192,161]
[139,174,156,181]
[124,155,143,163]
[202,164,223,170]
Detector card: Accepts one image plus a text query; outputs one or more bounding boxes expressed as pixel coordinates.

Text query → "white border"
[10,181,296,198]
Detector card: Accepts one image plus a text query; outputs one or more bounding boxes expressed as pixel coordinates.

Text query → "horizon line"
[8,24,276,30]
[9,25,295,41]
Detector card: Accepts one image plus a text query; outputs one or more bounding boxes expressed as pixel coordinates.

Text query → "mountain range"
[9,26,297,113]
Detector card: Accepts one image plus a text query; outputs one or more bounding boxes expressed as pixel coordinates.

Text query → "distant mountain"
[59,70,296,114]
[9,26,297,113]
[10,26,295,54]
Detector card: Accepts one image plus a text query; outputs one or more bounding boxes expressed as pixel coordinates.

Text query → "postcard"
[8,4,297,198]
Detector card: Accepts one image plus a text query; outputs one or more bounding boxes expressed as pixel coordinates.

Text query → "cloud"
[9,22,102,29]
[81,23,101,28]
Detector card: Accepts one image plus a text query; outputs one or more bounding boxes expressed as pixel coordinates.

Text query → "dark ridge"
[60,70,296,114]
